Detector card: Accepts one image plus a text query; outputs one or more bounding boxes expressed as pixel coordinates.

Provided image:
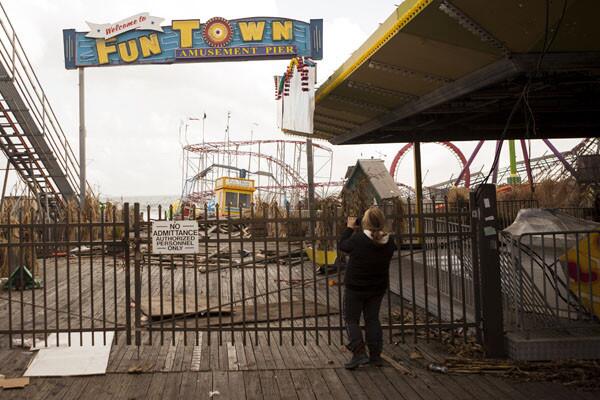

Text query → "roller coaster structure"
[181,139,335,205]
[388,137,600,197]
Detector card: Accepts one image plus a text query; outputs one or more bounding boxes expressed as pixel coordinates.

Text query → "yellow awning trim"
[315,0,434,103]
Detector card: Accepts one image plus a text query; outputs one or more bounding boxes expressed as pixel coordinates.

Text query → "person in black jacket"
[339,206,397,369]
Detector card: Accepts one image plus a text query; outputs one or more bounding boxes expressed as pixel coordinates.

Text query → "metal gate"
[0,205,129,348]
[0,198,483,348]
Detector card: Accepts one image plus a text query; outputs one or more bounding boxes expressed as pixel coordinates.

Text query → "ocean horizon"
[99,195,181,208]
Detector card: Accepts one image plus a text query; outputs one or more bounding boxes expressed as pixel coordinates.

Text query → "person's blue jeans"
[343,287,384,356]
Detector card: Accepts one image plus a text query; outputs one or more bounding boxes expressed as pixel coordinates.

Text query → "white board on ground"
[25,331,114,377]
[152,220,199,254]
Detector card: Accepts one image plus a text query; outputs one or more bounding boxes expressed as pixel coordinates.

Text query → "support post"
[413,142,423,237]
[519,139,534,191]
[542,138,578,177]
[133,203,141,348]
[491,140,503,185]
[455,140,484,186]
[258,142,262,194]
[474,184,505,357]
[508,140,517,176]
[507,140,521,184]
[78,67,86,207]
[469,191,483,344]
[306,138,316,235]
[0,160,10,213]
[123,203,131,345]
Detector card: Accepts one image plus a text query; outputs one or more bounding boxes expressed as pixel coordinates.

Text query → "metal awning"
[313,0,600,144]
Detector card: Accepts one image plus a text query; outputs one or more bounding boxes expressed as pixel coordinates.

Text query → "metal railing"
[497,199,539,230]
[423,207,475,310]
[496,200,597,230]
[0,3,81,199]
[0,206,128,348]
[0,201,481,347]
[500,230,599,332]
[556,207,597,221]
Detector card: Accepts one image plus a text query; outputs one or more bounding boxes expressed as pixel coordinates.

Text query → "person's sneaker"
[369,354,384,367]
[344,353,369,370]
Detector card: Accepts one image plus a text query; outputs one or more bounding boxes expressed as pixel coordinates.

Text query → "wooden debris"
[0,377,30,389]
[442,357,600,389]
[137,296,233,322]
[69,245,105,256]
[381,353,412,376]
[127,361,155,374]
[170,301,338,327]
[197,248,226,263]
[278,278,312,286]
[11,338,33,349]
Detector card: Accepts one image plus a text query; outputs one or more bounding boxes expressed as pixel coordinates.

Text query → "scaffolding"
[181,139,336,206]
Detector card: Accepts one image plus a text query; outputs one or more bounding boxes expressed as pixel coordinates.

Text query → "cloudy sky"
[1,0,582,197]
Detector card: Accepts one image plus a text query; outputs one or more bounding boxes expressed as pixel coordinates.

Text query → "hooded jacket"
[338,227,397,293]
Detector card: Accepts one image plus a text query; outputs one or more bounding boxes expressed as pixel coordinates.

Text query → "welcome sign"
[63,14,323,69]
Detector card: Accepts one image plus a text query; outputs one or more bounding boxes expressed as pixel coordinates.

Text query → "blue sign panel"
[63,16,323,69]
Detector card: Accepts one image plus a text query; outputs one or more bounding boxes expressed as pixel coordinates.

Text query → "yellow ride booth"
[214,177,256,217]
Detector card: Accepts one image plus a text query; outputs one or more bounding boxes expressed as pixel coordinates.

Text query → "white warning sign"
[151,220,199,254]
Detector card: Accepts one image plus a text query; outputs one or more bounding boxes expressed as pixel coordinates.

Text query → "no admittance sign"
[151,220,200,254]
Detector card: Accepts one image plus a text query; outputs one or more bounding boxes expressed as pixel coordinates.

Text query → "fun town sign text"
[63,13,323,69]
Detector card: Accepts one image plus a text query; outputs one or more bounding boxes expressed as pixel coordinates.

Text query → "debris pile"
[496,178,590,208]
[0,197,40,277]
[140,247,306,272]
[443,357,600,390]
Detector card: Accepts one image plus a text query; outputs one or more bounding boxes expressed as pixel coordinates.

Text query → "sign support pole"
[78,67,86,208]
[413,141,423,239]
[306,138,316,234]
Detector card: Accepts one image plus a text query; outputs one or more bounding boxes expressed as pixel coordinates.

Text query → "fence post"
[473,184,505,358]
[134,203,142,348]
[469,192,483,344]
[123,203,131,345]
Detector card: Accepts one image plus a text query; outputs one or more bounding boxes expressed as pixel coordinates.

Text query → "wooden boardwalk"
[0,332,598,399]
[0,250,598,398]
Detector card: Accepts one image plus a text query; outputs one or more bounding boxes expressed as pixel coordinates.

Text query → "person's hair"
[361,206,386,242]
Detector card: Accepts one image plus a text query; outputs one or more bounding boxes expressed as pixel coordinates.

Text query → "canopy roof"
[313,0,600,144]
